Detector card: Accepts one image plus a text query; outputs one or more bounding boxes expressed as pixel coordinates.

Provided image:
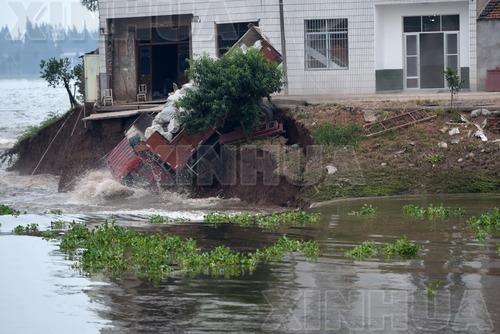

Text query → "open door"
[419,33,444,89]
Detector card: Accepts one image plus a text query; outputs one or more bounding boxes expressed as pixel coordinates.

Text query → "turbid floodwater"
[0,79,499,333]
[0,194,499,333]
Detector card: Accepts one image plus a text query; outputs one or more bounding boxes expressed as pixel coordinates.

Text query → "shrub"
[312,124,362,146]
[346,241,378,260]
[384,236,421,259]
[177,48,283,134]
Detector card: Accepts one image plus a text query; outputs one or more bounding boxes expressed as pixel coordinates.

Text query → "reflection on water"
[0,194,499,333]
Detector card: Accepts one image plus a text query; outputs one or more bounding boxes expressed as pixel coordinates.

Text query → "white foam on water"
[0,137,16,149]
[69,169,148,204]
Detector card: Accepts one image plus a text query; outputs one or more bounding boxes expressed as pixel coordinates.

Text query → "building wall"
[98,0,476,96]
[374,1,473,91]
[477,20,500,90]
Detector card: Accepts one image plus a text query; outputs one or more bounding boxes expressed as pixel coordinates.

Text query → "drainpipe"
[278,0,289,95]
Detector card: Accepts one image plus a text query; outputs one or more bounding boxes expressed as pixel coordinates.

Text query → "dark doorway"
[152,44,178,99]
[420,33,444,89]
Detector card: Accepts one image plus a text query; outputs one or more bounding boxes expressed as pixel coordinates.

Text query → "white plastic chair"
[102,89,114,106]
[137,84,147,102]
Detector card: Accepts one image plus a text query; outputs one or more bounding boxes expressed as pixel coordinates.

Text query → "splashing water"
[69,169,146,204]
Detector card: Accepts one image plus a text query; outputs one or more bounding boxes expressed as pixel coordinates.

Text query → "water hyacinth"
[204,211,321,230]
[345,241,378,260]
[348,204,377,217]
[57,223,320,282]
[13,224,39,235]
[384,236,421,259]
[466,208,500,240]
[0,204,20,216]
[402,204,465,220]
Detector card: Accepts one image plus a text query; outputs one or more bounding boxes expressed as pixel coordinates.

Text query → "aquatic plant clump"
[204,211,321,230]
[149,215,171,224]
[384,236,422,259]
[402,204,465,220]
[348,204,377,217]
[345,241,378,260]
[13,224,39,236]
[466,208,500,240]
[58,223,320,281]
[0,204,20,216]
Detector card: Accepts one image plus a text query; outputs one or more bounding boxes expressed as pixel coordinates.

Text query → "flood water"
[0,79,499,333]
[1,195,499,333]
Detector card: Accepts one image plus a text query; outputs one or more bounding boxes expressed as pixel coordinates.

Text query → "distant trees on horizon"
[0,19,98,78]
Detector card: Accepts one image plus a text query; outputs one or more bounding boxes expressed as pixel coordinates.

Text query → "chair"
[102,89,114,106]
[137,84,147,102]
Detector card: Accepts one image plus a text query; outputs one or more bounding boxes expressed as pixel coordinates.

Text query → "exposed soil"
[5,106,135,191]
[5,102,499,207]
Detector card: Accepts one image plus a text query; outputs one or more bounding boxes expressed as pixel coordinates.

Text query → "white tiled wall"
[98,0,476,95]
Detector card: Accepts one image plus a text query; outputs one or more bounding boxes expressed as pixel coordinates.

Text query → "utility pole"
[278,0,289,95]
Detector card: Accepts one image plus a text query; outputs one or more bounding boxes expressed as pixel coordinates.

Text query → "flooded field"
[1,194,499,333]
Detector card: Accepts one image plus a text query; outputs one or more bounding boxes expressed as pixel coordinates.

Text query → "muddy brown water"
[0,194,499,333]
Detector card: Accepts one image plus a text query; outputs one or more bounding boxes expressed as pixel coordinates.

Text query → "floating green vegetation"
[50,219,70,230]
[345,241,378,260]
[204,211,321,230]
[13,224,39,236]
[312,123,362,146]
[49,209,63,215]
[384,236,422,259]
[466,208,500,241]
[0,204,20,216]
[348,204,377,217]
[149,215,170,224]
[57,223,320,282]
[426,281,443,298]
[402,204,465,220]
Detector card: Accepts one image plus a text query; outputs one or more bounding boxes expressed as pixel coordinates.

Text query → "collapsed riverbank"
[3,100,499,207]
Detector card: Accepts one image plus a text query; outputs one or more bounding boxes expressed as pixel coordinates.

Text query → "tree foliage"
[81,0,98,12]
[177,48,283,134]
[444,67,464,108]
[40,57,81,108]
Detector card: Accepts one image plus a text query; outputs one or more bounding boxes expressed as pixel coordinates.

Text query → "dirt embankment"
[5,102,499,207]
[5,106,135,191]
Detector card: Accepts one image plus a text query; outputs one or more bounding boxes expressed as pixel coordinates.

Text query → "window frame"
[304,18,349,71]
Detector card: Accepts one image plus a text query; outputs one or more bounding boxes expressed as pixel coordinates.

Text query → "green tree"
[81,0,98,12]
[177,48,283,134]
[444,67,464,109]
[40,57,80,108]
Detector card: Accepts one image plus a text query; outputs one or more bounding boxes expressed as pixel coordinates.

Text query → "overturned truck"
[106,26,285,190]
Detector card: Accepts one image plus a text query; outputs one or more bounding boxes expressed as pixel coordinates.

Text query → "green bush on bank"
[177,48,283,134]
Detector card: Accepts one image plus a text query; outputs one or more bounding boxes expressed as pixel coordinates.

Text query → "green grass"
[348,204,377,217]
[0,204,20,216]
[402,204,465,220]
[55,223,320,282]
[16,111,65,144]
[427,154,444,165]
[345,241,378,260]
[466,208,500,240]
[13,224,39,236]
[312,124,362,146]
[49,209,63,215]
[384,236,421,259]
[204,211,321,231]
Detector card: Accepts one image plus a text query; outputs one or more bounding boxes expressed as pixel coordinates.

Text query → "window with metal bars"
[305,19,349,70]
